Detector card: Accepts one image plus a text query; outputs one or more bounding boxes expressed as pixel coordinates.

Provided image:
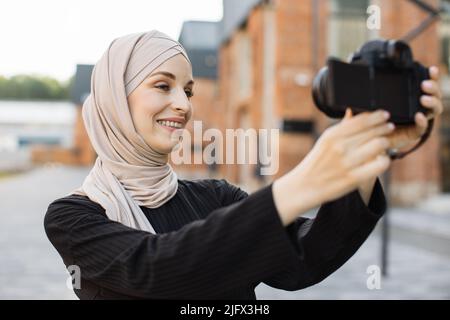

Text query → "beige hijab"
[71,30,191,234]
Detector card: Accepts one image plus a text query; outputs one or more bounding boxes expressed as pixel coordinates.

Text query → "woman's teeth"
[157,120,182,128]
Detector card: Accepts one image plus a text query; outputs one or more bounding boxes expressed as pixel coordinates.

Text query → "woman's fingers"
[343,137,390,168]
[421,80,441,99]
[350,154,391,184]
[420,95,443,118]
[414,112,428,136]
[338,109,390,137]
[420,66,443,121]
[343,107,353,120]
[344,121,395,148]
[429,66,439,82]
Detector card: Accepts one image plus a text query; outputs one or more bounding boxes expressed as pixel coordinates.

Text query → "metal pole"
[402,0,443,43]
[312,0,320,73]
[379,0,444,279]
[381,168,391,277]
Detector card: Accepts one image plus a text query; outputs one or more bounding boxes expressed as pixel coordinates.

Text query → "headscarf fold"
[71,30,191,233]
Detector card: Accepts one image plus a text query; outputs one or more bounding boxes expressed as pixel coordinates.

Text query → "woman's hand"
[273,109,393,226]
[387,66,443,151]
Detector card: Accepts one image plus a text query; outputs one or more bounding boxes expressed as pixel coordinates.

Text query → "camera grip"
[388,118,434,160]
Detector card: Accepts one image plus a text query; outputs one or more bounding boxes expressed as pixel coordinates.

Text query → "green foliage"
[0,74,73,100]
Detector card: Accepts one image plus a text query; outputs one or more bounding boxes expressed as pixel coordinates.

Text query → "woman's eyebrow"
[149,71,194,85]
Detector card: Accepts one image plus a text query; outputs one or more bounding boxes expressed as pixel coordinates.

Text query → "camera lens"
[312,66,345,118]
[312,67,329,114]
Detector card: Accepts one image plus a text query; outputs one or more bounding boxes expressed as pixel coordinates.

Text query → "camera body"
[312,39,429,124]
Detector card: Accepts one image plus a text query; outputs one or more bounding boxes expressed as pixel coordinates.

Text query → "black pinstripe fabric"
[44,178,386,300]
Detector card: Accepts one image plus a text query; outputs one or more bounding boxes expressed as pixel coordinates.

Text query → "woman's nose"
[172,88,191,113]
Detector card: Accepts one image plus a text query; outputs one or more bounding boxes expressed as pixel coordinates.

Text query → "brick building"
[33,0,450,206]
[212,0,450,205]
[32,64,96,166]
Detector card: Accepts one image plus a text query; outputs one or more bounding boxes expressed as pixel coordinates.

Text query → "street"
[0,165,449,299]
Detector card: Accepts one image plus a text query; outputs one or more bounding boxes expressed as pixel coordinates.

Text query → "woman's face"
[127,53,194,154]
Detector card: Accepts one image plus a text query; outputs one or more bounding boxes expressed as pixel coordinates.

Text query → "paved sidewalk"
[256,229,450,299]
[0,165,449,299]
[0,164,88,299]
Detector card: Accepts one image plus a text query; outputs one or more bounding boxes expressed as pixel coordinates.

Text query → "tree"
[0,74,72,100]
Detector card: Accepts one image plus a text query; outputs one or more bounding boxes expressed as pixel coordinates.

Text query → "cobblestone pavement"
[0,165,449,299]
[0,164,87,300]
[256,229,450,299]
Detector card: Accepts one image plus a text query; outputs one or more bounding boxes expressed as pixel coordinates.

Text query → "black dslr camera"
[312,39,429,125]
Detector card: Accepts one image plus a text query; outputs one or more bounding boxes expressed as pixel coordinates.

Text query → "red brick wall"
[42,0,444,205]
[379,0,441,204]
[274,0,325,178]
[218,0,443,204]
[218,1,325,186]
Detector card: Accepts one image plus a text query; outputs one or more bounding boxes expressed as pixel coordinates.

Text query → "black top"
[44,178,386,300]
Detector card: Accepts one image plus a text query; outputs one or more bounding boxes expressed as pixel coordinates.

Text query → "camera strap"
[388,118,434,160]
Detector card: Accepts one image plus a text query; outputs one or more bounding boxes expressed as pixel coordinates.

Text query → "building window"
[440,13,450,73]
[237,32,253,100]
[328,0,370,60]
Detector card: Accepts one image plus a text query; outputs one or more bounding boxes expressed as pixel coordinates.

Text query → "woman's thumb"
[344,108,353,120]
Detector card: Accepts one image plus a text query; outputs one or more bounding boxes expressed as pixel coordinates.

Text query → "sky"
[0,0,223,82]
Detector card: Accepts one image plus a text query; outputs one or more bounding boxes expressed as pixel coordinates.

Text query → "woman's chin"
[142,132,178,154]
[154,141,179,155]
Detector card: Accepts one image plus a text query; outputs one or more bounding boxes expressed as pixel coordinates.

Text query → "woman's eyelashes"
[155,83,194,98]
[185,90,194,98]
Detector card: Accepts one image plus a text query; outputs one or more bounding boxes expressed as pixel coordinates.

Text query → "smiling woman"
[68,30,189,221]
[44,29,395,300]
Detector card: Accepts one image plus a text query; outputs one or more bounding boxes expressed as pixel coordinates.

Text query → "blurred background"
[0,0,449,299]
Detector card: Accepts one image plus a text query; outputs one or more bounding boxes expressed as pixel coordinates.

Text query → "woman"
[44,30,443,299]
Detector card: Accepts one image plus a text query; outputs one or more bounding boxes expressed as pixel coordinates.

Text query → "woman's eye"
[156,84,170,91]
[155,84,193,98]
[185,90,194,98]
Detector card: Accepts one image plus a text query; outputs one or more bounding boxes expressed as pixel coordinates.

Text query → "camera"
[312,39,429,125]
